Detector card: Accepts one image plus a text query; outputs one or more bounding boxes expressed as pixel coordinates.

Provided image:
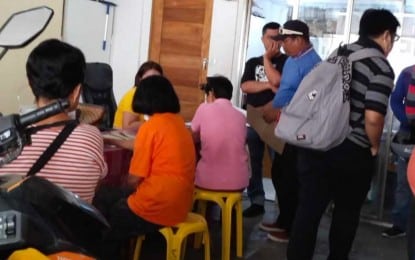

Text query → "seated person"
[113,61,163,131]
[96,75,196,259]
[0,39,107,203]
[191,76,249,191]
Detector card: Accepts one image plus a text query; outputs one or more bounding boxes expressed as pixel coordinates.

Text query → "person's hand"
[104,136,134,151]
[264,41,280,60]
[370,146,379,157]
[262,103,280,123]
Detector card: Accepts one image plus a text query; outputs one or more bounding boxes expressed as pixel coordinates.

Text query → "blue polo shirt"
[273,47,321,108]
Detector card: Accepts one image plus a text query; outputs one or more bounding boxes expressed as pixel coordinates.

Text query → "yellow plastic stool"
[133,212,210,260]
[193,188,243,260]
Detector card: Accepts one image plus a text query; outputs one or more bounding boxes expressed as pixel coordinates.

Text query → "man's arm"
[241,81,274,94]
[365,109,385,156]
[390,69,411,123]
[263,41,282,90]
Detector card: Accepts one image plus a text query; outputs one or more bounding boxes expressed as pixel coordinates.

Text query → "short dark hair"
[132,75,180,115]
[262,22,280,35]
[26,39,86,101]
[359,9,400,38]
[134,61,163,86]
[205,76,233,100]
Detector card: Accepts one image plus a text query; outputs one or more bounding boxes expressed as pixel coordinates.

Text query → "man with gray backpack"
[282,9,400,260]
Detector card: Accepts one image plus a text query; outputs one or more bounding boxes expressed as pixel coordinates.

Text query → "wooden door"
[149,0,213,121]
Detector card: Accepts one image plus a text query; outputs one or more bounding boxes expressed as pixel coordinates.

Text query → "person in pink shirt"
[191,76,249,191]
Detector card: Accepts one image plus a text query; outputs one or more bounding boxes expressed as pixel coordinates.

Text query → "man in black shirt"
[240,22,287,217]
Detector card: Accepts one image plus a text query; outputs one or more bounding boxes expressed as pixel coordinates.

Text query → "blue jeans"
[408,198,415,260]
[392,157,412,230]
[246,127,273,206]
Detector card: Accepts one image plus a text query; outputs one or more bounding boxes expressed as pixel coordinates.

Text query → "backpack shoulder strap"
[348,48,384,62]
[26,120,79,177]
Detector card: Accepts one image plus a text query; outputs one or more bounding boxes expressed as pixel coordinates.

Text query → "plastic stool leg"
[194,200,207,248]
[203,229,211,260]
[133,236,145,260]
[236,200,243,257]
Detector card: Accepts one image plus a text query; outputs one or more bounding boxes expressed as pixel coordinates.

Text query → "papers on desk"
[102,130,135,140]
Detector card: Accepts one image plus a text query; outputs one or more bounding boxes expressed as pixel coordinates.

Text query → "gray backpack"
[275,47,384,151]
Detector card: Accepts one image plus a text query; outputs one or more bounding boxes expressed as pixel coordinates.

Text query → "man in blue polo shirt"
[261,19,321,243]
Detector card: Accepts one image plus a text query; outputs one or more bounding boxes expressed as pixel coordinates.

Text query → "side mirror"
[0,6,54,60]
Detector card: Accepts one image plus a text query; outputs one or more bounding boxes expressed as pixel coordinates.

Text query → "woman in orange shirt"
[96,76,196,259]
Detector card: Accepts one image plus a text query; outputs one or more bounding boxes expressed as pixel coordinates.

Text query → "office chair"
[82,62,117,130]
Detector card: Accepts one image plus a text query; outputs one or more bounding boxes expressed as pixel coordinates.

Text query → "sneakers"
[267,230,289,243]
[381,226,406,238]
[243,204,265,217]
[259,221,285,232]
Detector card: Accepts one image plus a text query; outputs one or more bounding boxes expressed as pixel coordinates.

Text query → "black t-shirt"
[240,54,287,107]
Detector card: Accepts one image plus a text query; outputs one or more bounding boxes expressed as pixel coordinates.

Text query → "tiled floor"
[137,195,407,260]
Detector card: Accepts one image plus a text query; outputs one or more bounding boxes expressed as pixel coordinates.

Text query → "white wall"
[109,0,249,106]
[110,0,152,102]
[0,0,64,114]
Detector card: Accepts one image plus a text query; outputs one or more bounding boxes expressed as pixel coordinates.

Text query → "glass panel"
[298,0,348,58]
[246,0,294,60]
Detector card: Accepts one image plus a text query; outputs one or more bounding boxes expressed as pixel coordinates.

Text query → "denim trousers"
[246,127,272,205]
[408,198,415,260]
[287,139,374,260]
[392,156,412,230]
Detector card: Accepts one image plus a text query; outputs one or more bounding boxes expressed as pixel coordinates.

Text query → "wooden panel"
[160,53,201,69]
[149,0,164,61]
[164,8,205,23]
[163,67,200,87]
[164,0,206,9]
[162,21,203,42]
[149,0,213,121]
[161,38,201,56]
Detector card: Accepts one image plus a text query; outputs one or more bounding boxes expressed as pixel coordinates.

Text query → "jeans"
[408,198,415,260]
[246,127,273,206]
[392,156,412,231]
[287,139,374,260]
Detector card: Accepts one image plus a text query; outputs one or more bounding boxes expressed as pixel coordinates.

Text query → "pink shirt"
[192,99,249,190]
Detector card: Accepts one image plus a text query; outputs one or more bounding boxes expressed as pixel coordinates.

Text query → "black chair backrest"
[82,62,117,130]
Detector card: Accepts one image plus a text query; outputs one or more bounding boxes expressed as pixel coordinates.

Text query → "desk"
[102,145,132,186]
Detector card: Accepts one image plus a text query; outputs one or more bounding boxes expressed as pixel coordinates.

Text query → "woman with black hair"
[97,75,196,259]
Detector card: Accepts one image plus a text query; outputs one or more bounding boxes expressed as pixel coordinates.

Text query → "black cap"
[272,20,309,41]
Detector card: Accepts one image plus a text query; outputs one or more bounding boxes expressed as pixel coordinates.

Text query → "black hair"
[359,9,400,38]
[132,75,180,115]
[262,22,281,35]
[26,39,86,101]
[204,76,233,100]
[134,61,163,86]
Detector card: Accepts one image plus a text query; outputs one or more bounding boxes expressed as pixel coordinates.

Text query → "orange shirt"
[408,151,415,195]
[127,113,196,226]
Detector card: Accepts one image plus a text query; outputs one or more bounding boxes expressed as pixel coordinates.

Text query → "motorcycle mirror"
[0,6,54,59]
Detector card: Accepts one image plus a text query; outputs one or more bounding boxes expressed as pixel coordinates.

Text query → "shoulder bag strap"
[27,120,79,177]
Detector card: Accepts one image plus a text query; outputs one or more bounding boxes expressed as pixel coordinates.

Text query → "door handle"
[202,58,208,70]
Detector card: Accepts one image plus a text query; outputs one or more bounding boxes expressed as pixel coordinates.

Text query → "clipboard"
[246,104,285,154]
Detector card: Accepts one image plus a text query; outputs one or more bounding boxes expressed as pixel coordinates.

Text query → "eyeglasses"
[279,28,303,36]
[393,34,400,42]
